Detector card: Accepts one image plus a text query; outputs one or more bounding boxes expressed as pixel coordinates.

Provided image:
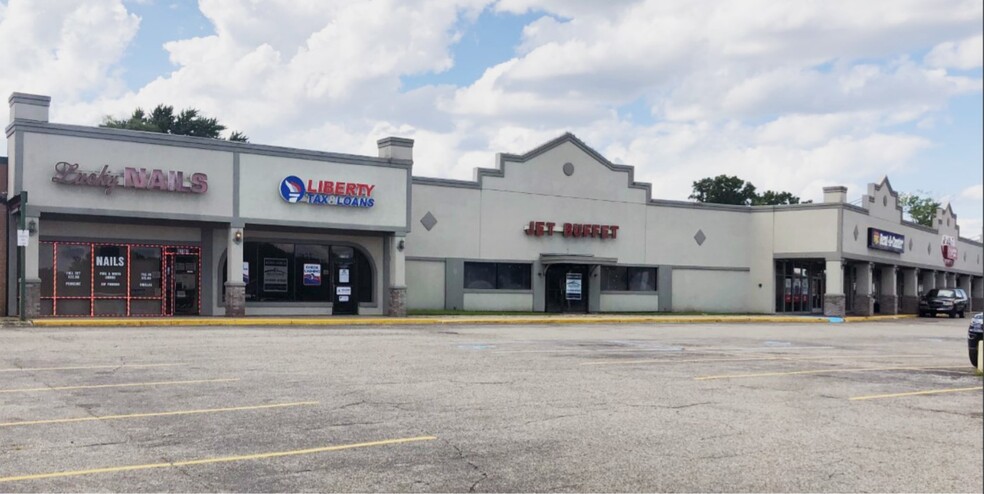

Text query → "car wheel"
[959,311,965,318]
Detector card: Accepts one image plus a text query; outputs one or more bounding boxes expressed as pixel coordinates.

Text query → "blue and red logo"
[279,176,305,203]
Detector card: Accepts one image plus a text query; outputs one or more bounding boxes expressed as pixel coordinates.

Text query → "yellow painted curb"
[28,314,846,328]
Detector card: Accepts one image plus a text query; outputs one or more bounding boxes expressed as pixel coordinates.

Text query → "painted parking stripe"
[583,354,936,366]
[694,365,969,381]
[0,378,238,394]
[0,363,184,373]
[0,435,438,484]
[850,386,984,401]
[495,346,837,354]
[0,401,319,427]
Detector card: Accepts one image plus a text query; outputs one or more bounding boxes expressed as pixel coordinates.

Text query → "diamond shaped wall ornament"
[927,242,932,255]
[853,225,859,241]
[694,229,706,246]
[420,211,438,231]
[908,239,913,251]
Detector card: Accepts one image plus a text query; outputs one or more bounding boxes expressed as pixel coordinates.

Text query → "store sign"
[51,162,208,195]
[867,228,904,254]
[263,258,288,293]
[941,235,958,267]
[303,263,322,286]
[524,220,620,239]
[279,175,375,208]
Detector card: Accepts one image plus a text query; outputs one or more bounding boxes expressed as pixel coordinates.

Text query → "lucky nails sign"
[51,161,208,195]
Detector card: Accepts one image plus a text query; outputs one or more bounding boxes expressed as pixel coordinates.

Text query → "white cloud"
[961,184,984,200]
[925,34,983,69]
[0,0,139,109]
[1,0,981,239]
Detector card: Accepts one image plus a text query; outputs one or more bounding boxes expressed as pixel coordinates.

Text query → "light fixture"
[397,239,405,251]
[26,219,37,234]
[234,229,243,244]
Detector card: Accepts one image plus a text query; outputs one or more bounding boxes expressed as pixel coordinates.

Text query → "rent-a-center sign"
[867,227,904,254]
[525,220,620,239]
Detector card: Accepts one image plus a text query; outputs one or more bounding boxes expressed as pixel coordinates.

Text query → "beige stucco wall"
[407,260,445,309]
[600,293,659,312]
[21,133,234,218]
[463,292,533,311]
[406,184,481,259]
[41,220,202,243]
[771,209,839,254]
[671,269,751,312]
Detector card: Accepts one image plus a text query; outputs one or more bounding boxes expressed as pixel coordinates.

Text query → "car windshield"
[927,289,955,298]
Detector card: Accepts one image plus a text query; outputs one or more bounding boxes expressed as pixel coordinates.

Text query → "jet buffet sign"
[524,220,620,239]
[51,161,208,195]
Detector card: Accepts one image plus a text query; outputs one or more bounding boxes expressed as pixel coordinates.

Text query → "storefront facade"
[6,93,983,318]
[7,93,411,318]
[405,133,984,317]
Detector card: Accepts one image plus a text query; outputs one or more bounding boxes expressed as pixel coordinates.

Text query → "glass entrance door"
[163,247,200,316]
[545,264,589,313]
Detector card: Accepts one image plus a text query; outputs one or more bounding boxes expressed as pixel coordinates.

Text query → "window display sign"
[941,235,958,267]
[339,268,350,284]
[130,247,162,297]
[263,258,289,292]
[867,228,904,254]
[565,273,583,300]
[56,244,91,297]
[303,263,322,286]
[94,245,127,296]
[243,262,250,284]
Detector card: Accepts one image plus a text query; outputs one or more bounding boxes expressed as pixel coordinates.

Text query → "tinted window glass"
[40,243,54,297]
[130,247,162,297]
[936,289,955,297]
[355,250,374,302]
[602,266,628,291]
[295,244,331,302]
[464,262,497,289]
[627,267,657,291]
[497,263,531,289]
[257,243,293,301]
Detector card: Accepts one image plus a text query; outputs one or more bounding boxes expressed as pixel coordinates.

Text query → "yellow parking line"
[850,386,984,401]
[0,435,438,483]
[694,365,968,381]
[0,401,319,427]
[0,363,183,373]
[0,378,238,394]
[582,354,935,366]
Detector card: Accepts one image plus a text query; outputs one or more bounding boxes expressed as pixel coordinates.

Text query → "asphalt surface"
[0,317,981,492]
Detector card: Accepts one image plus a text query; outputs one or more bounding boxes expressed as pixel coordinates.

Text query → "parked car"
[969,313,983,368]
[918,288,969,318]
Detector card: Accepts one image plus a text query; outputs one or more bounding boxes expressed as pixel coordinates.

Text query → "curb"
[26,314,916,328]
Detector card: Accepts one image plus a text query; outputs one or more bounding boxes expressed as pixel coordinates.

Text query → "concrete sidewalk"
[23,313,916,328]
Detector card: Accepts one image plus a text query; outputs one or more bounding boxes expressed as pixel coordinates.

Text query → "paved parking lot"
[1,317,981,492]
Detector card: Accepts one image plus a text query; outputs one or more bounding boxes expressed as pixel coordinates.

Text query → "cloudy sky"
[1,0,981,238]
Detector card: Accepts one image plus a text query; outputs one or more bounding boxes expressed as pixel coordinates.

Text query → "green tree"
[899,192,940,227]
[689,175,758,205]
[690,175,806,206]
[753,190,802,205]
[101,104,248,142]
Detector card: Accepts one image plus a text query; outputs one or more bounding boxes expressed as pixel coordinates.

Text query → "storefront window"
[601,266,658,291]
[464,262,531,290]
[39,242,193,317]
[232,241,374,303]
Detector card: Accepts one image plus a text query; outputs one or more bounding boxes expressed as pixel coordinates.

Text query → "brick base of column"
[224,282,246,317]
[900,296,920,314]
[23,280,41,319]
[877,295,898,315]
[853,294,874,316]
[823,294,845,317]
[387,286,407,317]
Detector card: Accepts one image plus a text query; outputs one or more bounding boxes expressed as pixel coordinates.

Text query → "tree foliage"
[899,192,940,227]
[690,175,804,206]
[101,104,248,142]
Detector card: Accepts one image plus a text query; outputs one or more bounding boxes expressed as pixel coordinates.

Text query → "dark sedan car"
[969,313,983,368]
[918,288,969,318]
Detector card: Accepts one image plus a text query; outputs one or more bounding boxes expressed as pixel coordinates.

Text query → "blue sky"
[1,0,982,237]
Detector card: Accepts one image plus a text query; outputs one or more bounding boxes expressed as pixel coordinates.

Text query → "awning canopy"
[539,254,618,266]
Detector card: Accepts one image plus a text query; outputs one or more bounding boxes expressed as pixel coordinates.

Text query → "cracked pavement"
[0,317,981,492]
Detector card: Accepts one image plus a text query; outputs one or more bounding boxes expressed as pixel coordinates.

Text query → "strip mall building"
[5,93,983,319]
